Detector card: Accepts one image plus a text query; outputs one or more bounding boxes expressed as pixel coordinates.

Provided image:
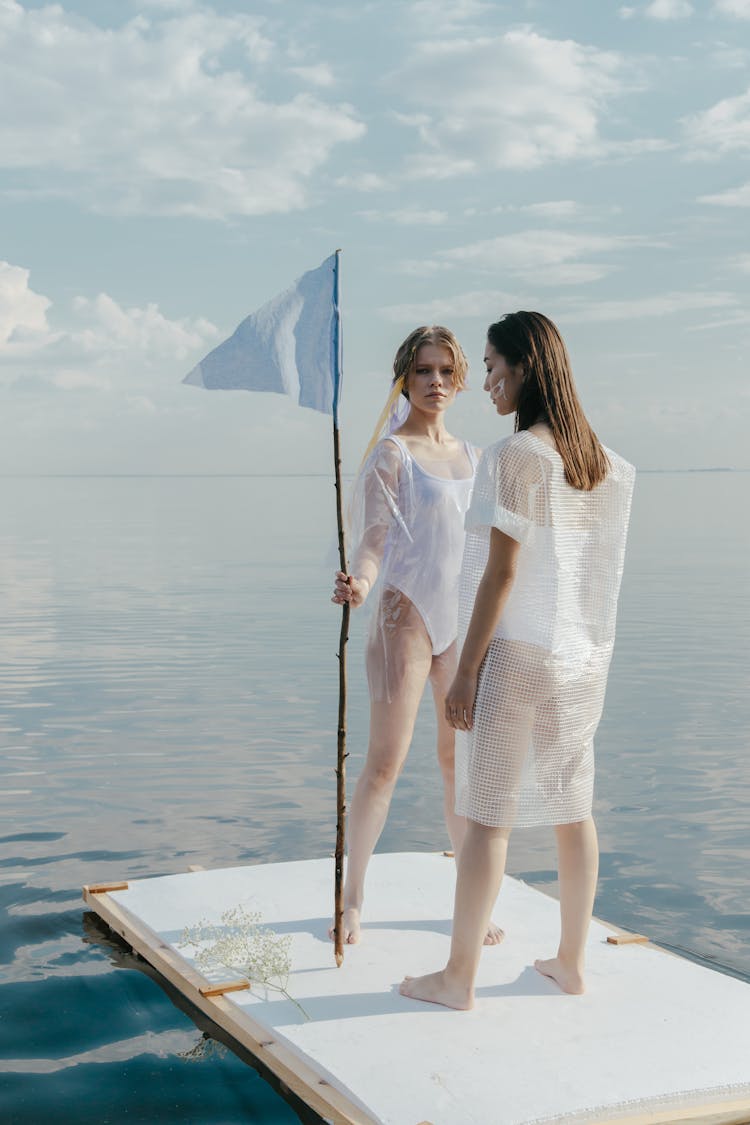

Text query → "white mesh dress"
[349,435,477,703]
[455,431,635,828]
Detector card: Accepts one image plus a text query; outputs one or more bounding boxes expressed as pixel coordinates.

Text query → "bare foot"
[328,905,362,945]
[399,970,474,1010]
[484,920,505,946]
[534,956,585,995]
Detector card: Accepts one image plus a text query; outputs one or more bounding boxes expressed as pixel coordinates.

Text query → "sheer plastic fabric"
[348,435,476,703]
[455,431,635,828]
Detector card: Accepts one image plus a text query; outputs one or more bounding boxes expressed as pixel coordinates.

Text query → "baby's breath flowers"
[179,905,307,1018]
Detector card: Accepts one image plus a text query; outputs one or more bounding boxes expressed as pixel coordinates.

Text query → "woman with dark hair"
[331,325,503,947]
[400,311,634,1007]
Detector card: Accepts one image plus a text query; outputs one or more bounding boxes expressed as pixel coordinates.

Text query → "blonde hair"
[360,326,468,466]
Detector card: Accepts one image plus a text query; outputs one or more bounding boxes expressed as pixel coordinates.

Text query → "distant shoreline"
[0,468,744,479]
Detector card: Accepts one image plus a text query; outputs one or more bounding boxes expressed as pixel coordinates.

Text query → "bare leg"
[330,611,432,944]
[400,819,511,1008]
[429,650,504,947]
[534,817,599,994]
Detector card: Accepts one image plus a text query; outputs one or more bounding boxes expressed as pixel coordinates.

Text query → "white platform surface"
[111,852,750,1125]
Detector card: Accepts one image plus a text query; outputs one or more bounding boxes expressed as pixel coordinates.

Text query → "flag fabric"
[184,254,339,416]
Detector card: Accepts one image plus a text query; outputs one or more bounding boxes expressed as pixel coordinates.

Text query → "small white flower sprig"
[179,904,308,1019]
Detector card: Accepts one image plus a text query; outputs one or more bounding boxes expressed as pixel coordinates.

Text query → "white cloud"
[390,30,649,174]
[0,262,52,347]
[70,294,217,359]
[698,180,750,205]
[0,264,217,397]
[380,289,526,323]
[289,63,335,88]
[0,2,364,218]
[560,290,737,323]
[519,200,581,219]
[437,229,655,286]
[50,370,112,392]
[708,42,750,68]
[408,0,493,31]
[359,208,448,226]
[645,0,693,19]
[683,88,750,156]
[619,6,637,16]
[714,0,750,16]
[334,172,390,192]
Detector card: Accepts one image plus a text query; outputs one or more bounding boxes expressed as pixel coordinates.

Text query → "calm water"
[0,473,748,1123]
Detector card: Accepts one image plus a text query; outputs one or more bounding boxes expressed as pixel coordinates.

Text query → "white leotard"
[369,435,477,656]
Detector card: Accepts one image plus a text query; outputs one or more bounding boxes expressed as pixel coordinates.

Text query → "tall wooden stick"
[331,250,348,967]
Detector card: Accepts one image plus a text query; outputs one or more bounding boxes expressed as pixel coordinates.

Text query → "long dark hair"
[487,311,608,491]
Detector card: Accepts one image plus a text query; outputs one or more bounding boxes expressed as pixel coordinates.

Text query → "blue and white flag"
[184,254,340,416]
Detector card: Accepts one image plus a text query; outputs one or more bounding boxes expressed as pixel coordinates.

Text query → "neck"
[398,404,450,442]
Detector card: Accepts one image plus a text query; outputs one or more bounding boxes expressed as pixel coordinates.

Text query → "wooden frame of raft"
[83,878,750,1125]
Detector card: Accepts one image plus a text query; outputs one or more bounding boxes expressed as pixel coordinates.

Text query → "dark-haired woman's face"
[483,343,522,416]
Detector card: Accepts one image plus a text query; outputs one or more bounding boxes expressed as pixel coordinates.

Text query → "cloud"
[389,30,652,174]
[0,262,53,348]
[334,172,390,192]
[289,63,336,88]
[50,370,112,392]
[714,0,750,15]
[645,0,693,18]
[0,2,364,219]
[518,200,581,219]
[698,180,750,205]
[408,0,494,31]
[436,229,656,286]
[559,290,737,323]
[0,264,217,394]
[380,289,526,323]
[359,208,448,226]
[683,88,750,156]
[70,294,217,359]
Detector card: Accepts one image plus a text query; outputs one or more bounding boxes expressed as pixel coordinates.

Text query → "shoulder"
[602,446,636,485]
[370,436,406,464]
[361,437,407,481]
[480,432,545,477]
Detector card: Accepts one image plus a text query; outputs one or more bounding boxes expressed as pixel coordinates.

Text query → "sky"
[1,0,749,475]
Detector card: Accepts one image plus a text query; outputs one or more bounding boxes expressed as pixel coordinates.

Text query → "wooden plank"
[606,933,649,945]
[84,881,129,893]
[83,885,381,1125]
[199,980,251,998]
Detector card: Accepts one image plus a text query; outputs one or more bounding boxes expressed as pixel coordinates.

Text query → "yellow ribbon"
[358,374,406,471]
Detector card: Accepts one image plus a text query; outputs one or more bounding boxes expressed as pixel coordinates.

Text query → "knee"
[466,818,511,844]
[362,758,402,792]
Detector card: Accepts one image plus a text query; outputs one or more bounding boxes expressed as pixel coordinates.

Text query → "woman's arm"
[331,442,401,610]
[445,527,520,731]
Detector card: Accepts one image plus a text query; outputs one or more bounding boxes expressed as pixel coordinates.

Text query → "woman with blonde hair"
[331,325,503,946]
[400,311,634,1006]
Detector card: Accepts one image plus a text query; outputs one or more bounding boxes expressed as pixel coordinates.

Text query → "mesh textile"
[455,431,635,828]
[348,435,476,703]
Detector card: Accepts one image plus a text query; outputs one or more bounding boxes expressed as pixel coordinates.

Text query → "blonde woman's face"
[405,344,458,413]
[483,342,522,416]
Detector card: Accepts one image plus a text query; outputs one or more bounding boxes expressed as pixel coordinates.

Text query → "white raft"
[83,852,750,1125]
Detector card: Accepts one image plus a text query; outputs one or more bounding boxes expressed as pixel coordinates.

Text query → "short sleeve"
[466,435,541,545]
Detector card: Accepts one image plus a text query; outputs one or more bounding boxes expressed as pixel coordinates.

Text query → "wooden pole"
[332,250,348,967]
